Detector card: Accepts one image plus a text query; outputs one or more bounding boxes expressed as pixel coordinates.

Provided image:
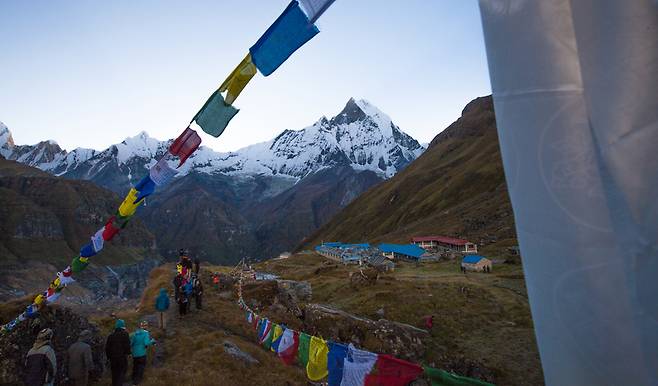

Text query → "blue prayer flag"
[134,174,156,203]
[249,0,320,76]
[327,341,348,386]
[80,243,96,258]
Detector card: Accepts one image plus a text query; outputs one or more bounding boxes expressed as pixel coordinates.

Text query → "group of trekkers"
[23,249,205,386]
[172,249,203,319]
[23,319,155,386]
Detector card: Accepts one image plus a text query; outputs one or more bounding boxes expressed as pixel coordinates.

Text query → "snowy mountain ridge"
[0,98,424,184]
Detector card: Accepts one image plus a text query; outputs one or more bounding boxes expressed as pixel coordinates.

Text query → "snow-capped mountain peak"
[1,97,424,189]
[115,131,168,164]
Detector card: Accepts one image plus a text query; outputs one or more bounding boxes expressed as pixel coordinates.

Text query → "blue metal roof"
[462,255,486,264]
[378,243,427,258]
[322,242,343,247]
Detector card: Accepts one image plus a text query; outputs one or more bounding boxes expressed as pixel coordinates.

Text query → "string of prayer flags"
[169,127,202,167]
[423,366,494,386]
[249,0,320,76]
[327,342,348,386]
[278,329,299,365]
[118,188,144,217]
[219,53,257,105]
[299,0,336,23]
[364,354,423,386]
[306,336,329,381]
[134,174,156,203]
[149,157,178,186]
[192,90,239,138]
[341,344,378,386]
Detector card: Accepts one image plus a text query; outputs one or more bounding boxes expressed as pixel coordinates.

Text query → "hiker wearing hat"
[67,329,94,386]
[155,288,170,331]
[178,249,193,280]
[105,319,131,386]
[25,328,56,386]
[130,320,155,385]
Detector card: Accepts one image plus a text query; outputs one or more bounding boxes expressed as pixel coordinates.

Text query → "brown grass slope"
[0,158,157,266]
[299,96,516,254]
[259,253,544,386]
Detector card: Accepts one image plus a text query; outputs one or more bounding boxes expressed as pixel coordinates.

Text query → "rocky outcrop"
[0,306,104,385]
[303,304,429,362]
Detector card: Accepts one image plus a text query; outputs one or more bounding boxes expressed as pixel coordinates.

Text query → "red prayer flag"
[169,127,202,167]
[102,216,121,241]
[365,354,423,386]
[279,330,299,365]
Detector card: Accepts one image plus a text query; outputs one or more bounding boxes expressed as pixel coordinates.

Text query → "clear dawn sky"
[0,0,491,152]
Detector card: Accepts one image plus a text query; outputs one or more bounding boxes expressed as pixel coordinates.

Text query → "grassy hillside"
[259,253,543,386]
[299,96,516,257]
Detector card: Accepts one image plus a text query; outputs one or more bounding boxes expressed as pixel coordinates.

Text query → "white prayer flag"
[150,157,178,186]
[479,0,658,384]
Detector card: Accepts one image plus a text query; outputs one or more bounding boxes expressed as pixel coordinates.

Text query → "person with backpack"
[212,273,220,290]
[105,319,131,386]
[67,329,94,386]
[177,282,189,319]
[192,275,203,310]
[193,257,200,276]
[155,288,170,331]
[178,249,193,280]
[130,321,155,385]
[182,279,194,313]
[25,328,56,386]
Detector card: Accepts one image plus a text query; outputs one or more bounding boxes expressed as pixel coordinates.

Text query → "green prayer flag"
[263,326,274,350]
[71,256,89,273]
[193,90,239,138]
[297,332,311,366]
[424,366,495,386]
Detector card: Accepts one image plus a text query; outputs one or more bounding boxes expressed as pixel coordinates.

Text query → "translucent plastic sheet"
[478,1,658,384]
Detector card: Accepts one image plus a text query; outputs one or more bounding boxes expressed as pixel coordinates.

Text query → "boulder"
[0,306,104,385]
[303,304,429,362]
[276,280,311,302]
[223,340,259,365]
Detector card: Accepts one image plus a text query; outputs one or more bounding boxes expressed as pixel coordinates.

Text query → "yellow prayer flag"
[219,53,257,105]
[118,188,143,217]
[271,324,284,352]
[34,294,46,306]
[306,336,329,381]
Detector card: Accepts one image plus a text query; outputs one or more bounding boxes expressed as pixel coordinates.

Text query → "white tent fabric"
[299,0,336,23]
[478,1,658,384]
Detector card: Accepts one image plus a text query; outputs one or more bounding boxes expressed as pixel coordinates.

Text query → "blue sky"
[0,0,491,152]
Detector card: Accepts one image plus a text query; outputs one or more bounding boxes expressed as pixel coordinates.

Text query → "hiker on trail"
[178,283,189,318]
[155,288,170,331]
[179,249,193,280]
[193,274,203,310]
[130,321,155,385]
[105,319,131,386]
[173,273,183,304]
[193,256,200,276]
[24,328,56,386]
[183,279,194,313]
[67,329,94,386]
[212,272,220,290]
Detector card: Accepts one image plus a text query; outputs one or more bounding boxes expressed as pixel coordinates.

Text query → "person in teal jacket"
[130,321,155,385]
[154,288,170,331]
